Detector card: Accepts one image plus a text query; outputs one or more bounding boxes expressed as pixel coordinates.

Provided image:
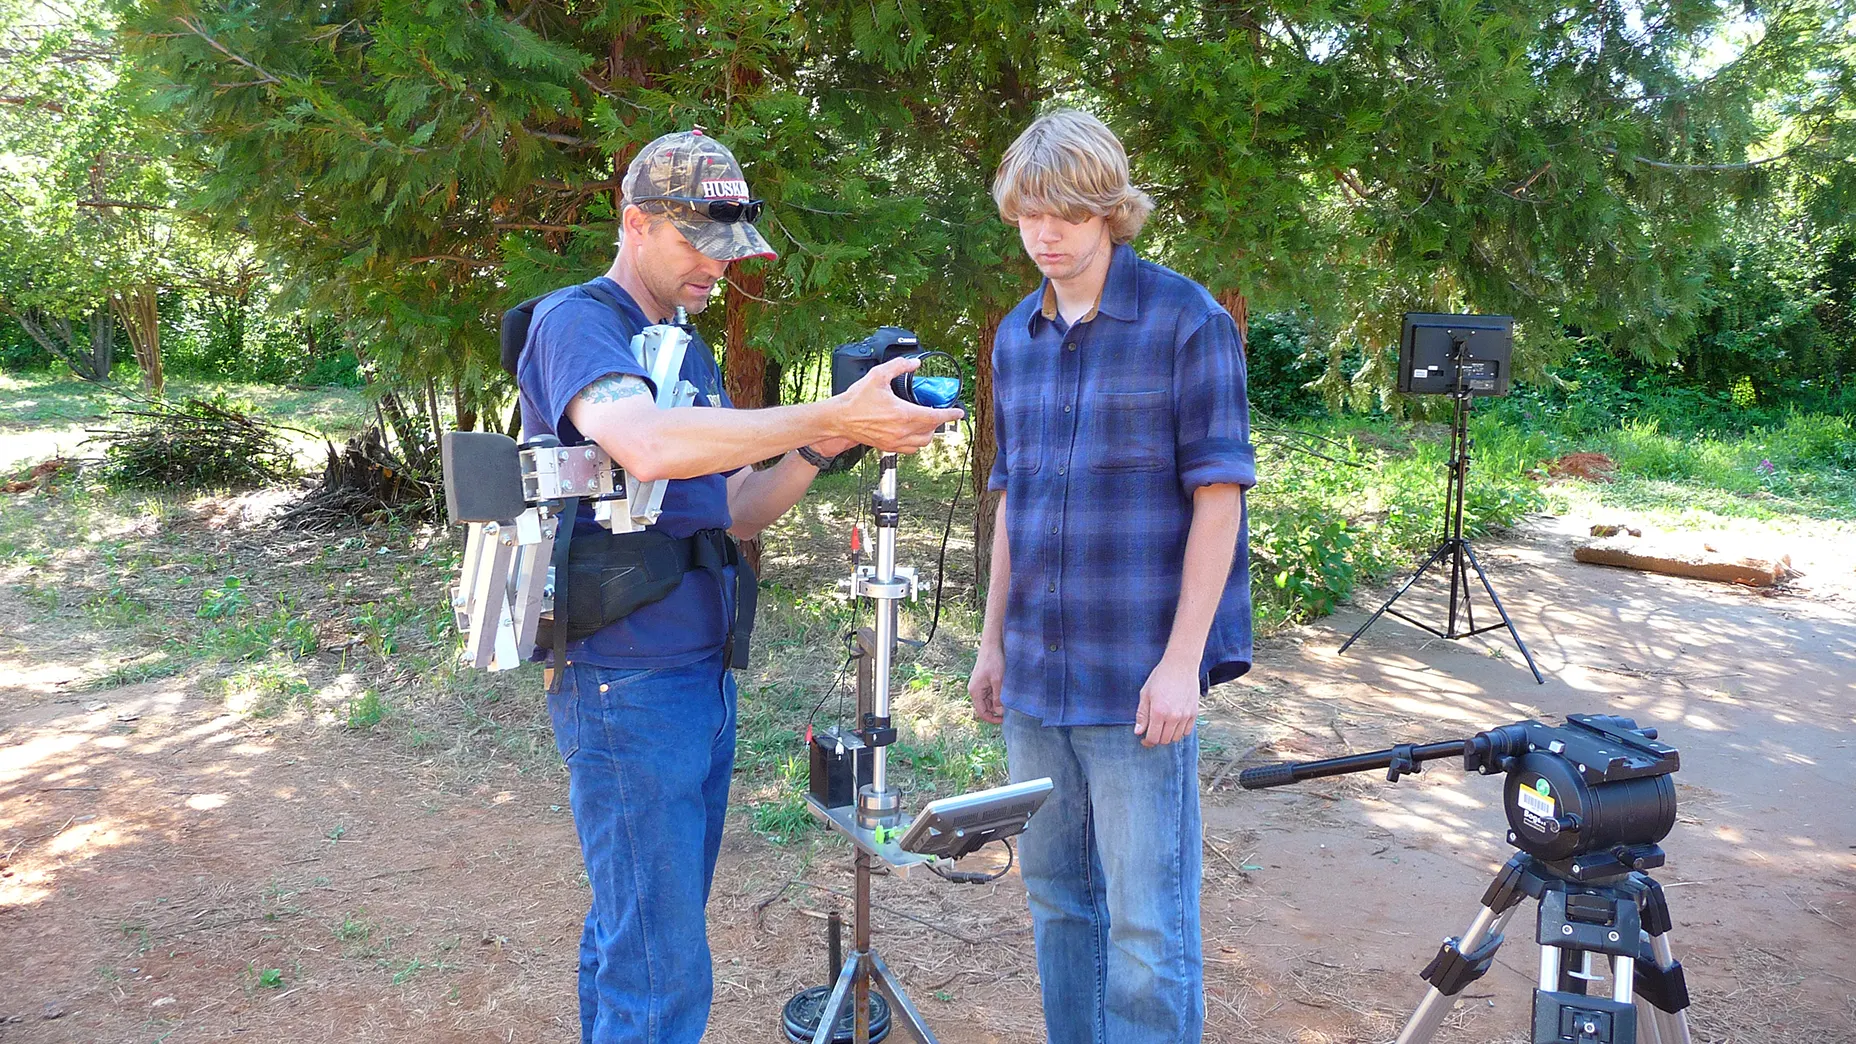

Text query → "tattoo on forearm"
[576,373,649,405]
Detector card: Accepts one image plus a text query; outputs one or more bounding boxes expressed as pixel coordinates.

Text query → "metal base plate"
[805,796,928,873]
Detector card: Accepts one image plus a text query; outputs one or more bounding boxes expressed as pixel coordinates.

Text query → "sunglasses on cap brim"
[633,195,764,224]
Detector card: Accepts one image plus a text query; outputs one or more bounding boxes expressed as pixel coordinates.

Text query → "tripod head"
[1241,715,1679,878]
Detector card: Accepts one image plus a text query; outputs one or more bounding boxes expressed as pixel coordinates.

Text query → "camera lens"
[893,351,962,408]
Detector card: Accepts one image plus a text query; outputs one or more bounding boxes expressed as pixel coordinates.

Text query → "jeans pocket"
[546,687,579,763]
[715,670,737,745]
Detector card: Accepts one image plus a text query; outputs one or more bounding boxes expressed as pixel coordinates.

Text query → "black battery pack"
[809,726,873,809]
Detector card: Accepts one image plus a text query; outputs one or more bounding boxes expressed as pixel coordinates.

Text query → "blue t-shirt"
[515,277,737,669]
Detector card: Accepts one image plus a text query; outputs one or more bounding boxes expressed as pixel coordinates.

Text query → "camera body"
[831,327,922,397]
[831,327,962,409]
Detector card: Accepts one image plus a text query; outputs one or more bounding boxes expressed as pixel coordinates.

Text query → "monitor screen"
[1398,313,1514,397]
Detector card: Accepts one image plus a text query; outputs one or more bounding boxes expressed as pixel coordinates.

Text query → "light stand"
[1339,331,1544,684]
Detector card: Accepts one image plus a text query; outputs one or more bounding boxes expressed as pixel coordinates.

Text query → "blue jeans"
[548,652,737,1044]
[1004,708,1204,1044]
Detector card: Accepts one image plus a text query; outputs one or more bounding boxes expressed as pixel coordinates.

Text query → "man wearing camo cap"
[514,128,961,1044]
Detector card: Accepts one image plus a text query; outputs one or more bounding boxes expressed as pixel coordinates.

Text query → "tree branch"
[405,254,497,268]
[76,199,167,212]
[1601,143,1816,172]
[173,15,282,86]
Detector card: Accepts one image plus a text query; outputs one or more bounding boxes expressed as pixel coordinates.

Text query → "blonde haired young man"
[969,109,1256,1044]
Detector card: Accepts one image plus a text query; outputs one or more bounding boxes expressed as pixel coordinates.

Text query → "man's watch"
[796,444,838,470]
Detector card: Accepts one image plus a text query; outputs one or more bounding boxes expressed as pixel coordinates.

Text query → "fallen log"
[1573,536,1794,587]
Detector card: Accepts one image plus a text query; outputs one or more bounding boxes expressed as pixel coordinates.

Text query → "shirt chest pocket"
[998,391,1045,475]
[1086,389,1171,472]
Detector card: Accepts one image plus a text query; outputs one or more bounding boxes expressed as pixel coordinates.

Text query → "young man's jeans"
[1004,708,1204,1044]
[548,651,737,1044]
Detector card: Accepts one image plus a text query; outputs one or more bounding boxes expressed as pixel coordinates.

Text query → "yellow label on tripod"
[1516,779,1555,819]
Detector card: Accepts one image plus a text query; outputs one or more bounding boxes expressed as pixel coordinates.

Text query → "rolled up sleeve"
[1173,311,1257,493]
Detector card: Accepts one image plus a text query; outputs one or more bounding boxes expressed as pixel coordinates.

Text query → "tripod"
[1397,848,1693,1044]
[1339,339,1543,683]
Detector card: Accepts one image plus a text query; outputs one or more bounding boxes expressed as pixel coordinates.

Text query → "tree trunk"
[722,264,770,573]
[111,282,163,395]
[762,356,783,411]
[10,306,104,381]
[972,306,1005,597]
[722,265,768,410]
[88,309,115,379]
[1218,289,1250,351]
[377,390,432,473]
[451,377,477,433]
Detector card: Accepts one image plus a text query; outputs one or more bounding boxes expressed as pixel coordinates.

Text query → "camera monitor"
[898,777,1054,861]
[1398,313,1514,397]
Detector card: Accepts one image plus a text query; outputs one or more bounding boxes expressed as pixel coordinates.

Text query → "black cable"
[927,837,1014,884]
[806,642,856,733]
[919,419,970,649]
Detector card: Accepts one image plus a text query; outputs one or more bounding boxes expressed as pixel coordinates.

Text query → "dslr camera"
[830,327,962,408]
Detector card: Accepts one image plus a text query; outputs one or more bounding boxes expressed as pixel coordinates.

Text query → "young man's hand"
[968,640,1005,725]
[1134,656,1199,747]
[831,356,964,453]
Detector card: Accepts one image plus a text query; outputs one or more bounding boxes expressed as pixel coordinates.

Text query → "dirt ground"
[3,504,1853,1043]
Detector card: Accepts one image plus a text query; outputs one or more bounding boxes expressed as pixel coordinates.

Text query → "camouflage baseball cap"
[623,128,777,262]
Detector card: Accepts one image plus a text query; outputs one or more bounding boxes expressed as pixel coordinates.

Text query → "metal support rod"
[1644,933,1694,1044]
[870,454,899,797]
[855,849,872,1043]
[828,912,842,988]
[1395,903,1519,1044]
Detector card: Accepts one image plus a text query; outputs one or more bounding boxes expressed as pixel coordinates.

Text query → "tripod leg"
[810,954,861,1044]
[870,952,940,1044]
[1460,541,1545,684]
[1395,903,1522,1044]
[1636,932,1693,1044]
[1339,542,1451,655]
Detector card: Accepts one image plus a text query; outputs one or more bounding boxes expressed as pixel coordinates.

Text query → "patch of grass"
[89,655,186,691]
[197,575,249,619]
[389,954,456,986]
[222,662,314,718]
[203,606,320,661]
[85,585,151,627]
[344,689,387,730]
[333,911,374,943]
[749,791,816,845]
[1590,411,1856,520]
[13,578,61,611]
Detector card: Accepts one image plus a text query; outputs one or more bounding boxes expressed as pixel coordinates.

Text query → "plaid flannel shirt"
[987,243,1257,726]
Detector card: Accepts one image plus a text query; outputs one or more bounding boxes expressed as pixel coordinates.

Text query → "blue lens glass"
[911,376,961,408]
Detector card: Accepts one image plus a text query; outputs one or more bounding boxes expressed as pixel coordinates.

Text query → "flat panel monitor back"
[1399,313,1514,397]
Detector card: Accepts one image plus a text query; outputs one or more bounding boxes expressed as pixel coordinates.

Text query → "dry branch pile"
[88,396,297,490]
[276,426,434,531]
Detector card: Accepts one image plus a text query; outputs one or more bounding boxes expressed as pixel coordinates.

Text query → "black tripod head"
[1241,715,1679,879]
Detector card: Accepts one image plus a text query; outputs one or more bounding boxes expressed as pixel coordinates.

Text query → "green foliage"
[1245,310,1327,419]
[1250,415,1546,625]
[344,690,387,731]
[198,575,248,619]
[1252,504,1358,622]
